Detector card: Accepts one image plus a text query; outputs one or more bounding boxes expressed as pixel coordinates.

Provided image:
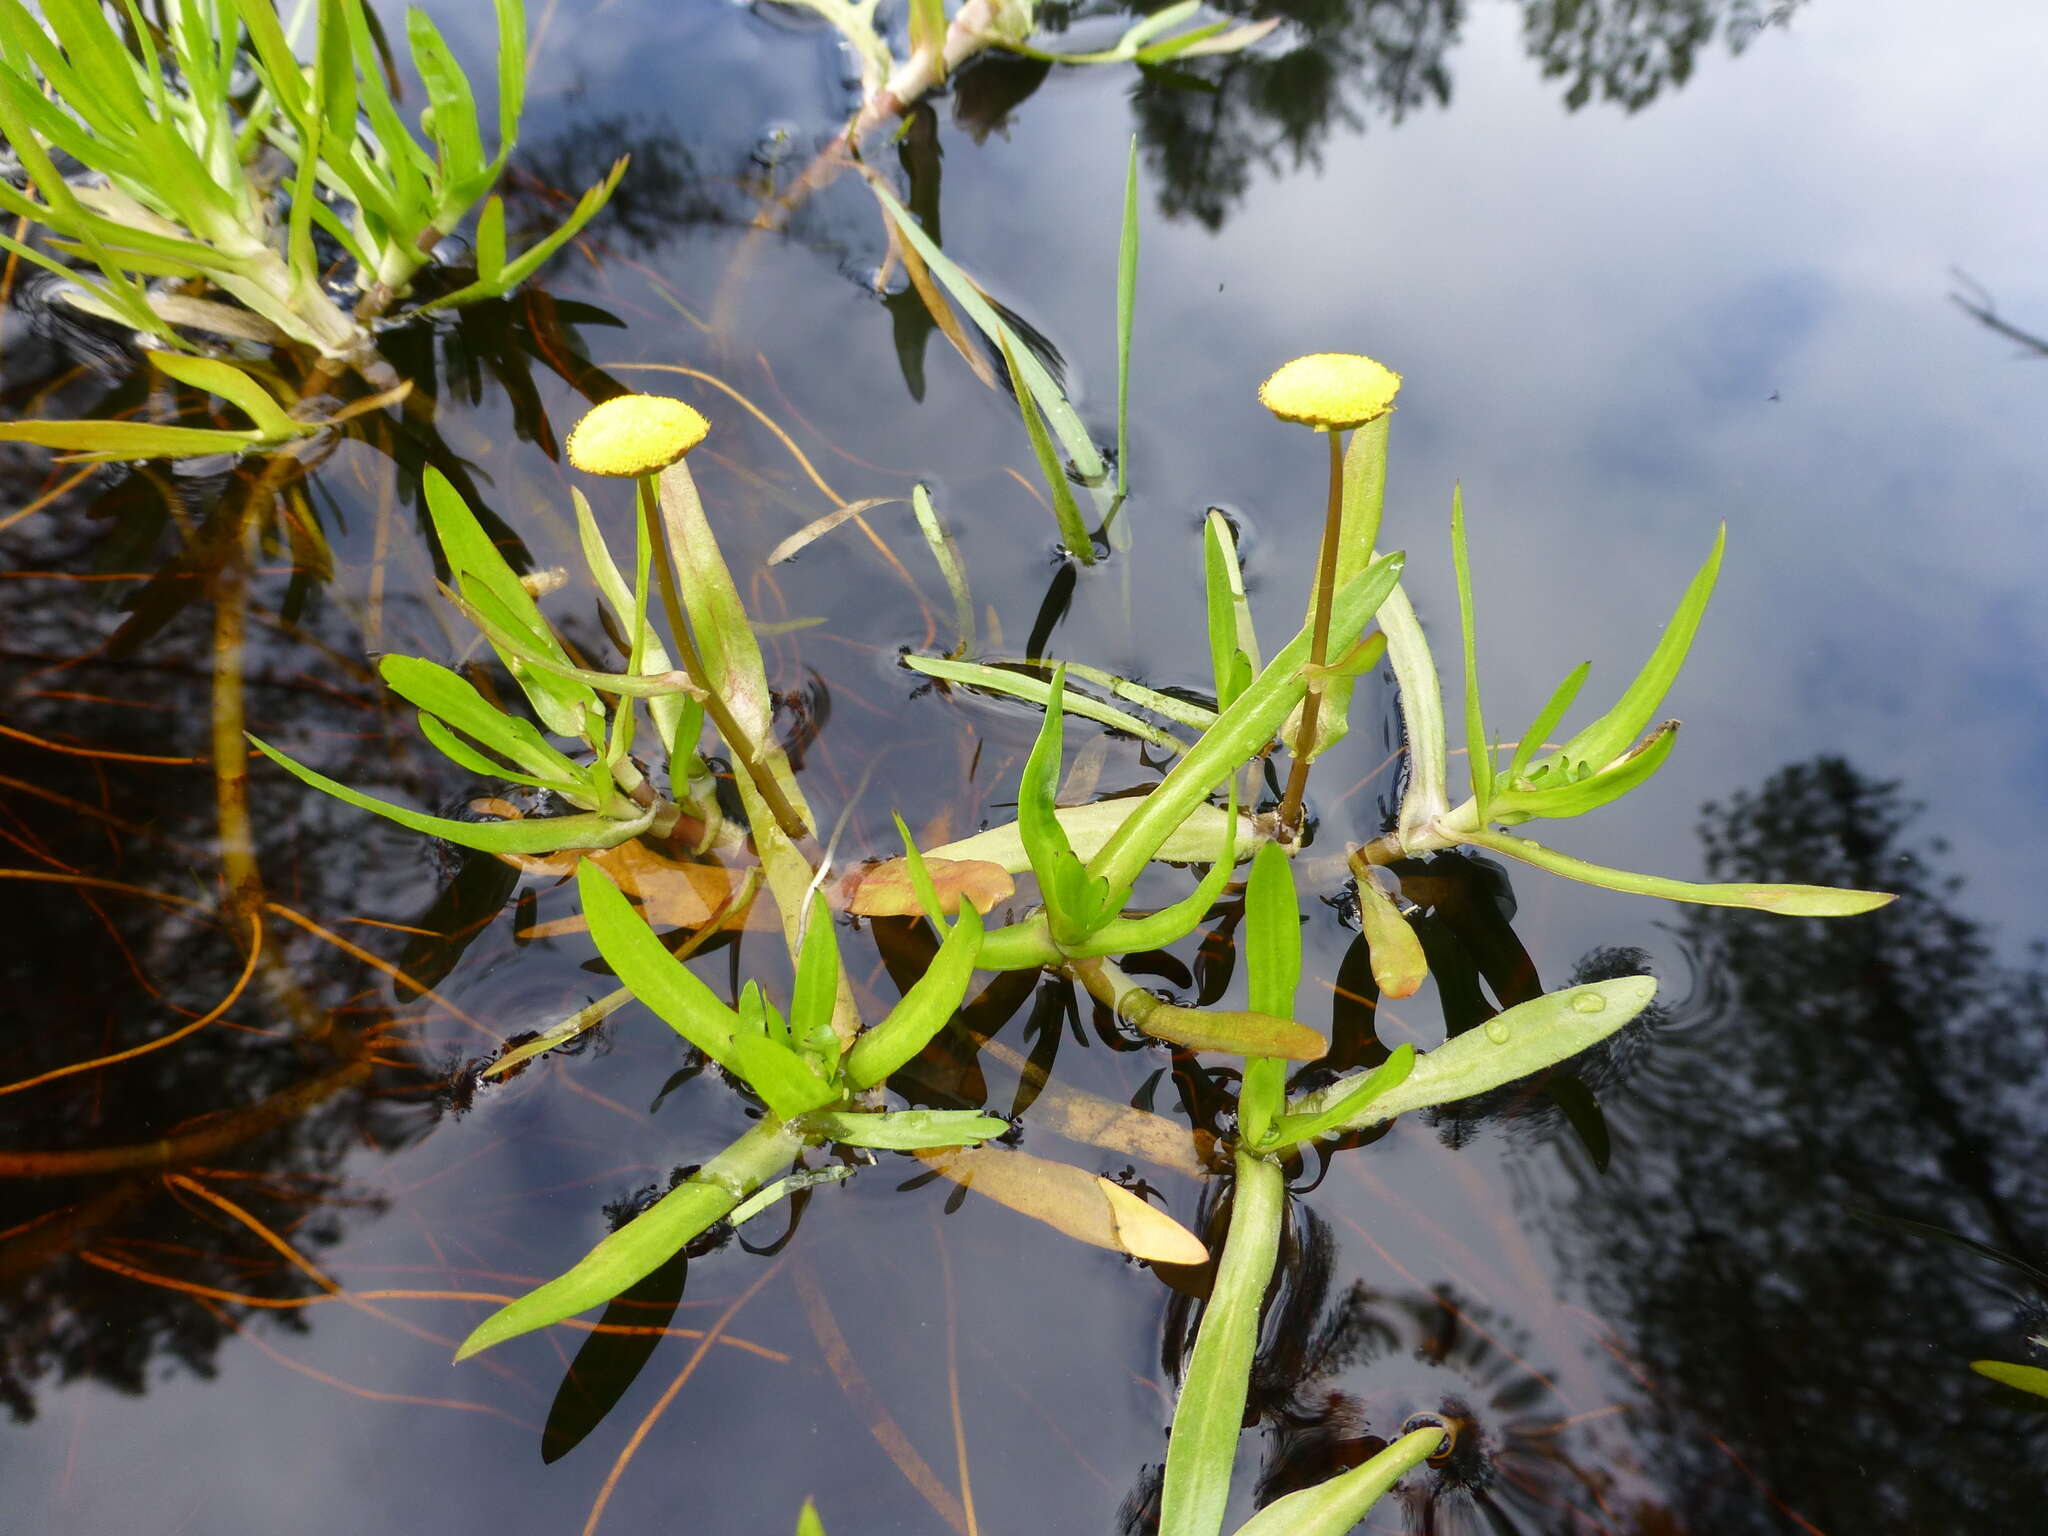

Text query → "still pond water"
[2,0,2045,1532]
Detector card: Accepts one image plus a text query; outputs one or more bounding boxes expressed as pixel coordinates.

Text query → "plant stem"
[1276,428,1347,834]
[1159,1148,1286,1536]
[638,478,809,841]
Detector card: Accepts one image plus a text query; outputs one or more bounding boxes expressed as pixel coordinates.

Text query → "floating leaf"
[915,1145,1207,1265]
[930,800,1252,876]
[802,1109,1008,1151]
[496,835,758,937]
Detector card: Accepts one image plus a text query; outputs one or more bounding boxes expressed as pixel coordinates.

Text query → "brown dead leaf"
[915,1145,1208,1265]
[838,857,1014,918]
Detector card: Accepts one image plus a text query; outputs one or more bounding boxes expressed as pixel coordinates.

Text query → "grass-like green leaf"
[1116,136,1138,500]
[731,1031,838,1119]
[578,860,744,1071]
[494,0,527,150]
[904,655,1186,752]
[1450,486,1492,823]
[249,734,651,852]
[1203,512,1256,712]
[419,155,628,309]
[1284,978,1656,1136]
[996,328,1095,561]
[1065,785,1235,959]
[1459,828,1897,915]
[1265,1043,1414,1151]
[802,1109,1009,1151]
[1017,667,1110,947]
[870,182,1106,483]
[791,892,847,1074]
[1550,524,1725,775]
[1503,661,1590,790]
[844,901,984,1089]
[379,655,586,784]
[1493,720,1678,823]
[1226,1425,1445,1536]
[454,1119,804,1359]
[407,9,486,193]
[795,1498,827,1536]
[148,352,306,442]
[1160,1149,1284,1536]
[912,484,975,657]
[930,799,1251,876]
[0,418,264,460]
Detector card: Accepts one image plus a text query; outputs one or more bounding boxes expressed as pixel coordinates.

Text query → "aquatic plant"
[0,0,619,389]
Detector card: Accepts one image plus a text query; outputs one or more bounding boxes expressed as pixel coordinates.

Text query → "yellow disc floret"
[565,394,710,477]
[1257,353,1402,430]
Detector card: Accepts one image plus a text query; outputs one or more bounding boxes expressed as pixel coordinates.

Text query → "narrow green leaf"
[577,860,744,1071]
[889,812,951,932]
[730,1166,856,1228]
[795,1498,827,1536]
[475,194,506,284]
[1459,828,1897,916]
[494,0,527,149]
[1016,667,1108,946]
[844,902,984,1089]
[791,892,846,1074]
[803,1109,1009,1151]
[379,655,586,783]
[1203,514,1257,712]
[0,419,260,459]
[1503,661,1590,790]
[1118,0,1204,52]
[1160,1149,1283,1536]
[1116,997,1325,1061]
[1284,978,1657,1135]
[1244,841,1300,1020]
[909,484,975,657]
[930,800,1252,877]
[414,713,574,795]
[249,735,650,853]
[571,487,694,762]
[407,9,485,187]
[148,353,304,444]
[996,328,1095,561]
[315,0,359,139]
[419,155,628,309]
[1265,1043,1414,1151]
[454,1119,804,1359]
[1494,720,1678,823]
[1115,136,1138,500]
[1449,485,1491,823]
[1227,1425,1445,1536]
[870,182,1106,482]
[903,655,1186,752]
[1552,524,1725,774]
[446,579,700,699]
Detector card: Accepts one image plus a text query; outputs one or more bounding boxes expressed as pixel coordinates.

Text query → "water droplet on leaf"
[1570,990,1606,1015]
[1483,1018,1511,1044]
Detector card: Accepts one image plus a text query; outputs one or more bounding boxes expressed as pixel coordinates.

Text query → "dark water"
[3,1,2045,1532]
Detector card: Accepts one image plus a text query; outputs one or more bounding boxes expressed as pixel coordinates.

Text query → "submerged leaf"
[915,1145,1207,1265]
[839,857,1014,917]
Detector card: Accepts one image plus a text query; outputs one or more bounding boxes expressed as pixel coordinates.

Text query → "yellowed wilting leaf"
[915,1146,1208,1265]
[838,857,1014,917]
[477,803,764,937]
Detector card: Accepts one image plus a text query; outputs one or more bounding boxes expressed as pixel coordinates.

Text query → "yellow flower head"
[1258,353,1402,430]
[565,394,710,477]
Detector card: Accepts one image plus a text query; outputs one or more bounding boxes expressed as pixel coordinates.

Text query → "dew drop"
[1483,1018,1511,1044]
[1570,990,1606,1015]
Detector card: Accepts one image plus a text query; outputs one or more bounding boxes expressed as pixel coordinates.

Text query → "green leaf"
[1114,995,1326,1061]
[1550,524,1725,776]
[996,327,1095,561]
[1284,978,1657,1136]
[474,194,506,285]
[802,1109,1009,1152]
[1493,720,1678,823]
[454,1119,804,1359]
[1458,829,1897,915]
[570,487,696,763]
[1970,1360,2048,1400]
[1159,1149,1283,1536]
[844,901,985,1089]
[1016,667,1109,947]
[795,1498,827,1536]
[249,735,651,853]
[314,0,359,140]
[906,0,947,73]
[730,1166,856,1228]
[419,155,628,309]
[1503,660,1590,790]
[903,655,1186,752]
[1115,136,1138,500]
[577,860,744,1071]
[1226,1425,1445,1536]
[378,655,586,785]
[493,0,527,150]
[791,892,847,1075]
[0,419,262,460]
[407,9,486,189]
[414,712,571,794]
[1203,512,1256,712]
[870,182,1106,483]
[909,483,975,657]
[1243,841,1300,1020]
[146,354,305,444]
[889,811,951,932]
[1287,415,1392,762]
[422,468,597,737]
[1450,485,1492,823]
[1265,1043,1414,1151]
